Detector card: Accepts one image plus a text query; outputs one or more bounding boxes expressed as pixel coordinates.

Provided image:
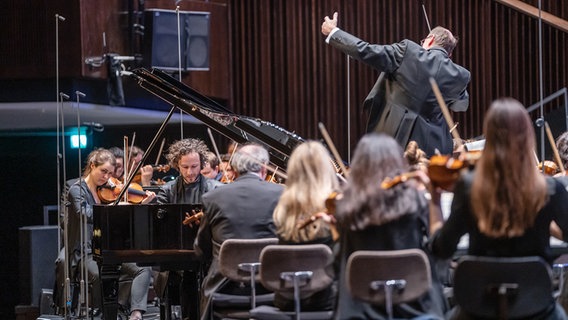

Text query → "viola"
[97,177,147,204]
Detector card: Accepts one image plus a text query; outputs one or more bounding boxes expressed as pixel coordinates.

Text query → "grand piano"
[93,68,307,320]
[129,67,306,171]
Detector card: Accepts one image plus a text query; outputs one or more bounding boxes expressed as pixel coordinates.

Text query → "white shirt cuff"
[325,27,340,44]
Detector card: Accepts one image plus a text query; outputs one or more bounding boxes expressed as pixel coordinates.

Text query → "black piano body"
[93,203,203,320]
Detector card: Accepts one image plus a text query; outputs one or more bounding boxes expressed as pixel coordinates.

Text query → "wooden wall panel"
[227,0,568,159]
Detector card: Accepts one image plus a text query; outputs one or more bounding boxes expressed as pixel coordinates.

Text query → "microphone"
[535,117,545,128]
[59,92,70,100]
[75,91,86,98]
[56,14,66,21]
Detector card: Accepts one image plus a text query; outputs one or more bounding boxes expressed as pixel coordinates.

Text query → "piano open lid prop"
[127,67,305,171]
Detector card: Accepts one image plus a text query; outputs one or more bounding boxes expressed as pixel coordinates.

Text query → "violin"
[298,191,341,241]
[382,150,481,191]
[427,152,481,191]
[380,171,423,189]
[538,160,560,176]
[97,177,147,204]
[182,209,203,227]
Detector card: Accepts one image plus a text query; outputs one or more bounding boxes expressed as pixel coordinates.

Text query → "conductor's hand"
[321,12,338,36]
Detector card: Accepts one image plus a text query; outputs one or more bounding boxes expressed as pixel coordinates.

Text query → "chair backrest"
[259,244,334,300]
[218,238,279,283]
[346,249,432,306]
[453,255,554,319]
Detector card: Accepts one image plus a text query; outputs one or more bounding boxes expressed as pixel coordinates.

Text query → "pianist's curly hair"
[165,138,210,170]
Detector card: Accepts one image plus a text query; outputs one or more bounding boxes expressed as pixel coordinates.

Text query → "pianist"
[156,138,223,320]
[67,148,155,320]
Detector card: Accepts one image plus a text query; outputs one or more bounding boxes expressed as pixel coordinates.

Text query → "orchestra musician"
[219,153,236,183]
[556,131,568,174]
[272,141,339,312]
[200,151,223,181]
[66,148,155,320]
[109,146,154,186]
[334,133,447,319]
[194,143,284,320]
[156,138,223,204]
[155,138,222,320]
[428,98,568,320]
[321,12,471,157]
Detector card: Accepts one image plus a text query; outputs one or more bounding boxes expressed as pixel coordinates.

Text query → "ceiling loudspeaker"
[144,9,210,71]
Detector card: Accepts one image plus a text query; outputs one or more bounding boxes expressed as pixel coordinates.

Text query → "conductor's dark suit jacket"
[194,173,284,319]
[328,30,471,156]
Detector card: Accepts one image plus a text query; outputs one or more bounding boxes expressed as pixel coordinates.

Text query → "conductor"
[321,12,471,156]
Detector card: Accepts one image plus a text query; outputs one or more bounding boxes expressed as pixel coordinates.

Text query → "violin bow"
[206,128,230,180]
[123,136,130,203]
[318,122,349,178]
[545,121,566,175]
[420,0,432,33]
[155,137,166,166]
[429,77,463,150]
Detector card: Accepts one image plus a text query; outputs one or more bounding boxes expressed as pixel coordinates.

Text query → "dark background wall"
[1,0,568,318]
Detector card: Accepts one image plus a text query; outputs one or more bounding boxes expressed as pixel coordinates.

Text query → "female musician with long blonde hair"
[272,140,339,311]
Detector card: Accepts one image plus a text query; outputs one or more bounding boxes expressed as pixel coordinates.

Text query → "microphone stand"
[176,6,184,139]
[55,13,73,319]
[59,92,73,319]
[537,0,546,169]
[75,90,89,318]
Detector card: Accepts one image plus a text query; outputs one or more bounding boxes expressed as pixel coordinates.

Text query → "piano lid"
[128,68,305,171]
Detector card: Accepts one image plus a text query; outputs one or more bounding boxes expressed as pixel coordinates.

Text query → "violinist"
[154,138,222,320]
[200,151,222,181]
[218,153,236,183]
[428,99,568,320]
[334,133,447,320]
[66,148,155,320]
[556,131,568,175]
[109,146,154,186]
[404,140,430,174]
[108,146,125,180]
[272,141,339,312]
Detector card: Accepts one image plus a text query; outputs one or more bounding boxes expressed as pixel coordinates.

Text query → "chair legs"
[369,279,407,320]
[280,271,313,320]
[238,262,261,309]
